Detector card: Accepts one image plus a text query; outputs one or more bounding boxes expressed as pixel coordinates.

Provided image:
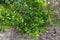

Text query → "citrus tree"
[0,0,51,40]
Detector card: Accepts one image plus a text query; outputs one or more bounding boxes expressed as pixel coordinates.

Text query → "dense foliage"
[0,0,51,39]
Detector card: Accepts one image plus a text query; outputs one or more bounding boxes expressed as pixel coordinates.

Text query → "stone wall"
[39,25,60,40]
[0,26,60,40]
